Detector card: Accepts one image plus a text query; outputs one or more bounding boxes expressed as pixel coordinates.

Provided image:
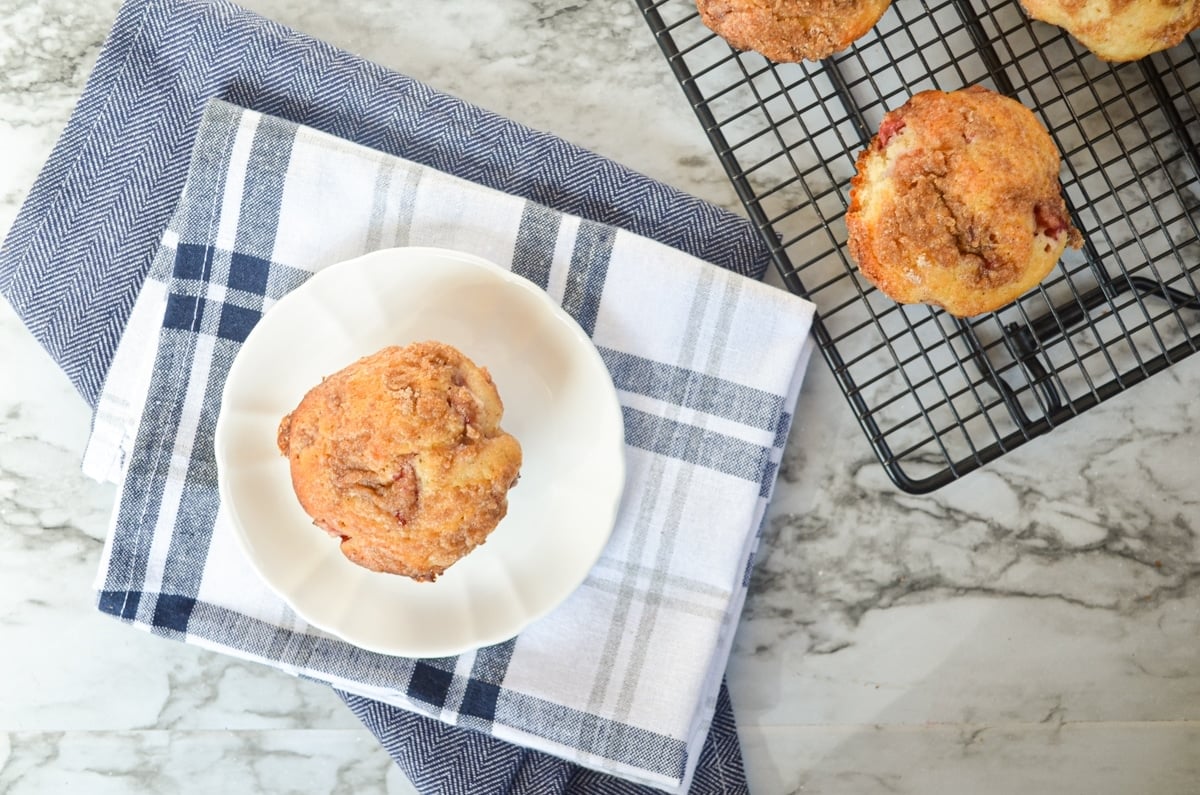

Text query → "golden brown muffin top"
[846,86,1083,317]
[696,0,893,61]
[278,342,522,581]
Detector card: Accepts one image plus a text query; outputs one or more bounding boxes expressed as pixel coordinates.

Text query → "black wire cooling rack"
[635,0,1200,493]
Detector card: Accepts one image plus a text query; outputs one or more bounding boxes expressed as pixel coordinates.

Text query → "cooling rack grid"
[637,0,1200,493]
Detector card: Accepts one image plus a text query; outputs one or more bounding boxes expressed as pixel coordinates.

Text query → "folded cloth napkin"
[0,0,815,791]
[83,97,814,794]
[340,677,745,794]
[2,0,769,410]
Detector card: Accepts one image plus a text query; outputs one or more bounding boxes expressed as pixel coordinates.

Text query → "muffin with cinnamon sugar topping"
[696,0,892,62]
[1019,0,1198,61]
[277,342,522,582]
[846,86,1083,318]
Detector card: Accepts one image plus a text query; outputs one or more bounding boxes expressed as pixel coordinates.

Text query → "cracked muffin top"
[845,86,1083,318]
[276,341,522,582]
[696,0,892,62]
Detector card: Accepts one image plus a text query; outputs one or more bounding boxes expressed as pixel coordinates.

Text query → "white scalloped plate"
[214,247,625,658]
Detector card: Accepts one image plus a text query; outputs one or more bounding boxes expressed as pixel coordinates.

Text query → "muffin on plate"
[846,86,1083,318]
[696,0,892,61]
[276,341,522,582]
[1018,0,1199,61]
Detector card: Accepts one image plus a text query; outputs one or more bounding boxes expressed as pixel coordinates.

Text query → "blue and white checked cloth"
[83,99,815,794]
[0,0,816,792]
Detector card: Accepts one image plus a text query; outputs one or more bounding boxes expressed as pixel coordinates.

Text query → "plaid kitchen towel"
[82,98,815,794]
[0,0,814,791]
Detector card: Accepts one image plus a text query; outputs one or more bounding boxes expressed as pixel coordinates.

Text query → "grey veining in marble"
[3,1,1200,793]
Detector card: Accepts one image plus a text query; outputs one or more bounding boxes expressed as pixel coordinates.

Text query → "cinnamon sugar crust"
[277,342,522,582]
[846,86,1083,318]
[696,0,892,61]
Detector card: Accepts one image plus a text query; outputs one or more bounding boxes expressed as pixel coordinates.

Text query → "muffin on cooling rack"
[845,86,1083,318]
[276,341,522,582]
[1018,0,1199,61]
[695,0,892,61]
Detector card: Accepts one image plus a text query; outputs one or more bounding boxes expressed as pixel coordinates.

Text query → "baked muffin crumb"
[846,86,1083,317]
[1019,0,1199,61]
[277,342,522,581]
[696,0,892,62]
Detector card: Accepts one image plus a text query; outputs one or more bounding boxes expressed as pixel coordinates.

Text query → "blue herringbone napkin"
[1,0,766,409]
[0,0,809,792]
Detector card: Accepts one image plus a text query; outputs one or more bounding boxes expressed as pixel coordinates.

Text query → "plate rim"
[214,245,626,657]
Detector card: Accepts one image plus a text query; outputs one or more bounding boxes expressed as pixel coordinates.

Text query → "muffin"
[276,341,522,582]
[846,86,1083,318]
[1018,0,1199,61]
[696,0,892,61]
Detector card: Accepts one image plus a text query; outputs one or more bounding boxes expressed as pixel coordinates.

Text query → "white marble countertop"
[3,1,1199,793]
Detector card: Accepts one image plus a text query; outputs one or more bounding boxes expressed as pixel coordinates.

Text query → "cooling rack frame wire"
[635,0,1200,494]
